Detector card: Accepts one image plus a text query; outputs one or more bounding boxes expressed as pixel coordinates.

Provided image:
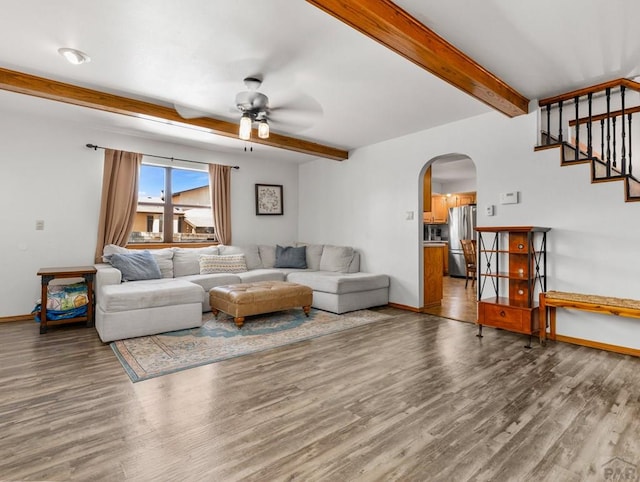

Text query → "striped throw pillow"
[199,254,247,274]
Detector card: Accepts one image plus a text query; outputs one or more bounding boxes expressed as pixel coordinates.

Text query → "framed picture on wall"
[255,184,283,215]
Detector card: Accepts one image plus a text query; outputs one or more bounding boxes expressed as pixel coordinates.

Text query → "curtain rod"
[85,144,239,169]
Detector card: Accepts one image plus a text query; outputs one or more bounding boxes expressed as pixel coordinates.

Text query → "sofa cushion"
[347,252,360,273]
[110,251,162,282]
[102,245,175,278]
[180,273,243,293]
[319,245,355,272]
[237,269,286,283]
[275,245,307,269]
[259,245,276,268]
[199,254,247,274]
[286,271,389,295]
[296,243,324,271]
[99,279,203,312]
[219,244,262,270]
[151,248,176,278]
[173,246,219,277]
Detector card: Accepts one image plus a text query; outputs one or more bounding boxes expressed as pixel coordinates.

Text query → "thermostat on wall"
[499,191,519,204]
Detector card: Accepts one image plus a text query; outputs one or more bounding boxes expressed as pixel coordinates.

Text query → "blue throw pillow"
[110,250,162,281]
[274,245,307,269]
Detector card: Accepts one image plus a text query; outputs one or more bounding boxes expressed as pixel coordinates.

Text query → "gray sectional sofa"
[94,243,389,342]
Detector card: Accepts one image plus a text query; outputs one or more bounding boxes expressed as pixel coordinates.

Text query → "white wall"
[299,110,640,350]
[0,110,299,318]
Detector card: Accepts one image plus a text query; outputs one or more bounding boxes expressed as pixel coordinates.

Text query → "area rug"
[111,308,390,382]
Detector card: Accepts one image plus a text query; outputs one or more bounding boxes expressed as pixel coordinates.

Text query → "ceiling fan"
[174,74,323,141]
[235,75,272,140]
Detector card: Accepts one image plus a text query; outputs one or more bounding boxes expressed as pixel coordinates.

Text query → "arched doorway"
[421,153,477,323]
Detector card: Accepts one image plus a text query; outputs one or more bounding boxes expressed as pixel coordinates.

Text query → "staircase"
[535,78,640,202]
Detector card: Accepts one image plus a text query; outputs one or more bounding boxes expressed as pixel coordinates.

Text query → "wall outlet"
[406,211,414,220]
[485,205,495,216]
[35,220,44,230]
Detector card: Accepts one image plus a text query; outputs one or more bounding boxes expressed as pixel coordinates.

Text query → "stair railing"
[538,78,640,181]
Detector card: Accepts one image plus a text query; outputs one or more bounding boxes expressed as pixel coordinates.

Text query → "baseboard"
[387,302,422,312]
[0,313,33,323]
[555,334,640,358]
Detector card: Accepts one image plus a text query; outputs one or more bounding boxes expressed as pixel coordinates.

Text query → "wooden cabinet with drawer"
[476,226,550,346]
[478,298,539,334]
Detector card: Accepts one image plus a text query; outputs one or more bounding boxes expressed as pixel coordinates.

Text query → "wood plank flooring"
[423,275,477,323]
[1,307,639,481]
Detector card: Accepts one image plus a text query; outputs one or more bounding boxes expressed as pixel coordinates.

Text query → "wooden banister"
[569,105,640,127]
[539,78,640,107]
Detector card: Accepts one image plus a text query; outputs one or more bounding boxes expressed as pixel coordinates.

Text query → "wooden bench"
[539,291,640,344]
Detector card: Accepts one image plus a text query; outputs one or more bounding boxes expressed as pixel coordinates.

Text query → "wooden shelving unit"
[475,226,550,347]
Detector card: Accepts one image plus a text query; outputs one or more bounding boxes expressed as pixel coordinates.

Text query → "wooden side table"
[37,266,97,334]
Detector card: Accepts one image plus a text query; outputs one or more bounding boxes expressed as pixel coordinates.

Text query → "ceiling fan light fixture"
[58,47,91,65]
[258,119,269,139]
[239,113,252,140]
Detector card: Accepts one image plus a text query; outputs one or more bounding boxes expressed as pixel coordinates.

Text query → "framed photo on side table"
[255,184,283,215]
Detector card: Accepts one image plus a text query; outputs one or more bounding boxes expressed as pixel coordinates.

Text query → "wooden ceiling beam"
[0,67,348,161]
[306,0,529,117]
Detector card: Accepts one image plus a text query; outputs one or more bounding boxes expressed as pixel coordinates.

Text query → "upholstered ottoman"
[209,280,313,327]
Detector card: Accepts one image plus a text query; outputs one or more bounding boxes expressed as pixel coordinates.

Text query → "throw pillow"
[199,254,248,274]
[110,250,162,281]
[274,245,307,269]
[103,245,175,278]
[319,245,355,272]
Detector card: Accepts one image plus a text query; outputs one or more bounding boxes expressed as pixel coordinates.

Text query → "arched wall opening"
[419,153,477,313]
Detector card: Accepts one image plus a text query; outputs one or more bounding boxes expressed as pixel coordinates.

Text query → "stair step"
[626,175,640,201]
[561,142,592,164]
[592,157,629,181]
[534,143,563,151]
[537,130,640,202]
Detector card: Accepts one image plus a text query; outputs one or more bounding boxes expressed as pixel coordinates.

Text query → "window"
[129,164,215,244]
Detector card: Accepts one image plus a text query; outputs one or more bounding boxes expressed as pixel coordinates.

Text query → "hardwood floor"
[424,275,477,323]
[1,308,639,481]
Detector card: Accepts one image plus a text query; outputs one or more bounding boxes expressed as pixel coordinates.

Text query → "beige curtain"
[209,163,232,245]
[94,149,143,262]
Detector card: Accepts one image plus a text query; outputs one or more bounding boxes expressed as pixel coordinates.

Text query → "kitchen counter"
[423,242,449,275]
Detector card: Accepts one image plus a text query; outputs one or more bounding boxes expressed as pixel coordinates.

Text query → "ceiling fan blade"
[174,104,210,120]
[268,91,323,131]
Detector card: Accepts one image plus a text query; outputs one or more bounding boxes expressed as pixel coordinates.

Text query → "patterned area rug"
[111,308,390,382]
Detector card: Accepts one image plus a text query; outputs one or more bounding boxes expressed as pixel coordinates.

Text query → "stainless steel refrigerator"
[448,205,477,277]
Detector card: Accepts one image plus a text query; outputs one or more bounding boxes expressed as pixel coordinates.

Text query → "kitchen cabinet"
[444,192,476,209]
[458,192,476,206]
[425,191,475,223]
[431,195,448,223]
[476,226,550,347]
[423,245,444,308]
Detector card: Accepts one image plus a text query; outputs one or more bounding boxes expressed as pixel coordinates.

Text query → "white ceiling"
[1,0,639,164]
[431,156,476,185]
